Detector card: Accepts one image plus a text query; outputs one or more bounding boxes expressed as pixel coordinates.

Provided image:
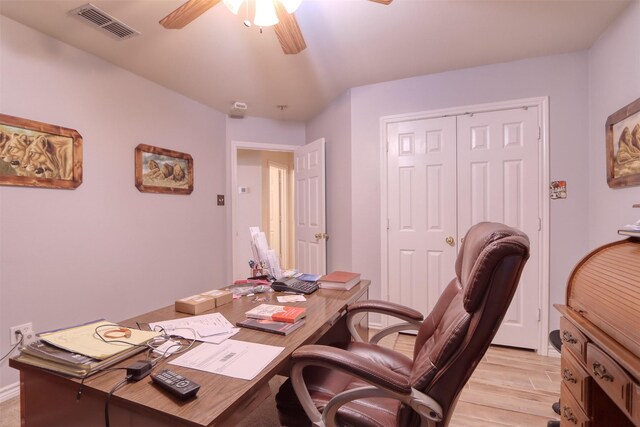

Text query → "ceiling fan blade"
[274,2,307,55]
[160,0,222,29]
[368,0,393,4]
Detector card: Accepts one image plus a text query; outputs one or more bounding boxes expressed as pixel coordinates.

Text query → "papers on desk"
[169,339,284,380]
[148,313,239,345]
[39,320,160,360]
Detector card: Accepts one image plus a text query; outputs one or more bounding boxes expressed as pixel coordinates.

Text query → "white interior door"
[386,106,541,350]
[457,107,540,349]
[294,138,326,275]
[387,117,458,316]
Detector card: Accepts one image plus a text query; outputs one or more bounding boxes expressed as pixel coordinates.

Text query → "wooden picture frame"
[135,144,193,195]
[606,97,640,188]
[0,113,82,189]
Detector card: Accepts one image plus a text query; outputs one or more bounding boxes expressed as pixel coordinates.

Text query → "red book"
[318,271,361,290]
[245,304,306,323]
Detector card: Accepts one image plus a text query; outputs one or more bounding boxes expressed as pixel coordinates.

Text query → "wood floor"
[378,333,561,426]
[0,333,560,427]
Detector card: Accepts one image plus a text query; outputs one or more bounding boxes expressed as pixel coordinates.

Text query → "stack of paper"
[15,319,160,377]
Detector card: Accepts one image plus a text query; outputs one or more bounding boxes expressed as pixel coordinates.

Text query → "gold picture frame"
[606,97,640,188]
[0,113,83,189]
[135,144,193,195]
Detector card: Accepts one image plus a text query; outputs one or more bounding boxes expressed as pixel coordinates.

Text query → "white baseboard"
[0,381,19,403]
[547,345,561,358]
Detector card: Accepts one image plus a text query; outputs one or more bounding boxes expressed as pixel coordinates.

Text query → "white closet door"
[387,117,458,317]
[457,107,540,349]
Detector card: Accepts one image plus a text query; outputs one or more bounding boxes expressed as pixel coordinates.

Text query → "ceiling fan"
[160,0,393,55]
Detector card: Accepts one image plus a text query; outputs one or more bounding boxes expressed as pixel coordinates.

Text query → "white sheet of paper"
[277,295,307,303]
[148,313,239,345]
[152,339,183,356]
[169,340,284,380]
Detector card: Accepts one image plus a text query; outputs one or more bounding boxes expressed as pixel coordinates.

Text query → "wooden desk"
[10,280,370,427]
[556,238,640,427]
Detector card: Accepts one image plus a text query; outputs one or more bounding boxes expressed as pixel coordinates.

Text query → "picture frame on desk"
[606,97,640,188]
[134,143,193,195]
[0,113,83,189]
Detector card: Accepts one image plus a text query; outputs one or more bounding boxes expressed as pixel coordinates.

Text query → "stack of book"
[236,304,306,335]
[14,319,160,378]
[317,271,361,291]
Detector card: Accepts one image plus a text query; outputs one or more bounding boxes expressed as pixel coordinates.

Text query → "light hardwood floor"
[0,333,560,427]
[378,333,561,426]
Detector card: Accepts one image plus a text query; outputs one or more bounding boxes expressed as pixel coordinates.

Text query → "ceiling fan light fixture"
[254,0,279,27]
[223,0,244,15]
[279,0,303,14]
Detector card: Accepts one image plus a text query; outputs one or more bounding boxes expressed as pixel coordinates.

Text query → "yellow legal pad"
[39,320,160,360]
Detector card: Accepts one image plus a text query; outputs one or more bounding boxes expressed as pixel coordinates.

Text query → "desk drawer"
[560,383,590,427]
[561,348,591,413]
[632,383,640,425]
[561,317,588,362]
[586,343,631,414]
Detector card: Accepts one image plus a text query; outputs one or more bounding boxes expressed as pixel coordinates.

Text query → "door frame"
[230,141,296,281]
[379,96,550,355]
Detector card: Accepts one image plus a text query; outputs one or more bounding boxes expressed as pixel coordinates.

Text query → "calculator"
[271,277,319,294]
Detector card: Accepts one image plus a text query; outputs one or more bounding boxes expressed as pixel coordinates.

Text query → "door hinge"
[538,217,542,231]
[387,218,390,230]
[537,308,541,321]
[538,126,541,140]
[386,140,389,153]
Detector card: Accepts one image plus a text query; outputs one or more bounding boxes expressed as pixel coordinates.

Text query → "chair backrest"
[403,222,530,426]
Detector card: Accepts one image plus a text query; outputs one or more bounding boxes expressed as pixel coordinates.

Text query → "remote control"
[151,369,200,400]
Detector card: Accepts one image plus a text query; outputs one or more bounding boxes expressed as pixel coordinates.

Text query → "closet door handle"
[445,236,455,246]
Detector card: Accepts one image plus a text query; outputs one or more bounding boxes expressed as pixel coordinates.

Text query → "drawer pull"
[562,406,578,424]
[562,330,578,344]
[592,361,614,382]
[562,368,577,383]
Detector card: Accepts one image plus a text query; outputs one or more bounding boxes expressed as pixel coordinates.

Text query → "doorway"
[232,145,295,280]
[381,97,550,354]
[231,139,328,280]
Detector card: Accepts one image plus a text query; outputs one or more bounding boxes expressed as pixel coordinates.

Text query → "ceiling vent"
[69,3,140,40]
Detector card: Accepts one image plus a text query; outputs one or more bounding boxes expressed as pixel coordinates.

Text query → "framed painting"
[0,113,82,189]
[135,144,193,195]
[606,97,640,188]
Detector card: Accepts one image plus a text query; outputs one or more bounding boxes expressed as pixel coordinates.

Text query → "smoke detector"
[232,102,248,111]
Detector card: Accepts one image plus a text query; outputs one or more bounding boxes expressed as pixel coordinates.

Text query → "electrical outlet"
[10,322,35,346]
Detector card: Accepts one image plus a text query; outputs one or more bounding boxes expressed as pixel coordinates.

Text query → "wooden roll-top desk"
[556,236,640,426]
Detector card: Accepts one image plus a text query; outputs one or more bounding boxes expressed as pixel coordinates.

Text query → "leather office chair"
[276,222,530,427]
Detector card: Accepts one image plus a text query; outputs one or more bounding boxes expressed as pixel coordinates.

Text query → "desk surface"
[10,280,370,427]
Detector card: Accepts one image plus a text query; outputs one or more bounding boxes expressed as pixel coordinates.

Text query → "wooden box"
[200,289,233,307]
[175,294,216,315]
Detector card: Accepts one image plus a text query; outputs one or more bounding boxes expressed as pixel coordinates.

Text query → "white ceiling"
[0,0,631,121]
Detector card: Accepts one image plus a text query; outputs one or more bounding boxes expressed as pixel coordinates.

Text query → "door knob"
[315,233,329,240]
[445,236,455,246]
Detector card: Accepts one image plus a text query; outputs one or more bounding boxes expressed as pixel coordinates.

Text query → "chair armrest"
[348,300,424,321]
[346,300,423,343]
[290,344,443,427]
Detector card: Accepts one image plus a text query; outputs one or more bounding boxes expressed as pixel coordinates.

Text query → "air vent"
[69,3,140,40]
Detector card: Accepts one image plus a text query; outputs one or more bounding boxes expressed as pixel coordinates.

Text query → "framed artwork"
[0,113,82,189]
[135,144,193,195]
[606,97,640,188]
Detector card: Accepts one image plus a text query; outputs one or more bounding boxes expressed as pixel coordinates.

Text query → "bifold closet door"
[457,107,540,349]
[387,117,458,317]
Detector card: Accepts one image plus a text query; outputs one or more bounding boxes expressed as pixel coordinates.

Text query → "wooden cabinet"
[557,238,640,427]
